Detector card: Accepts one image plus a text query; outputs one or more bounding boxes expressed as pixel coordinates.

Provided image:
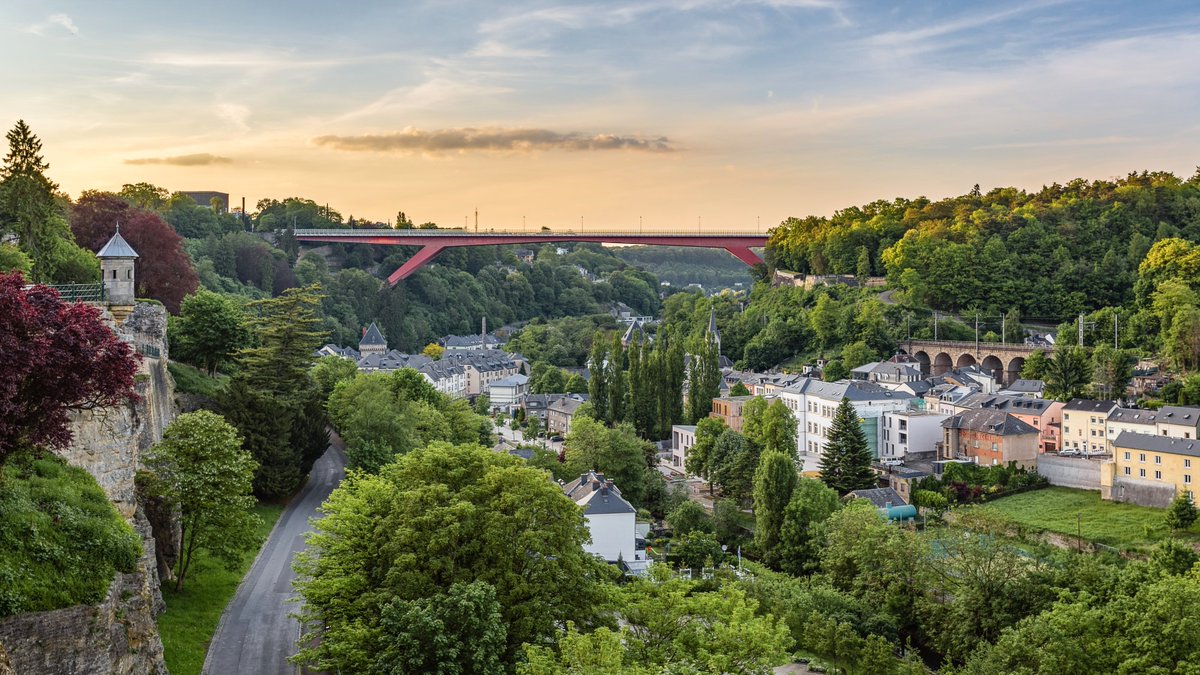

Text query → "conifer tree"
[587,339,609,424]
[1166,491,1198,531]
[607,334,627,425]
[819,397,876,494]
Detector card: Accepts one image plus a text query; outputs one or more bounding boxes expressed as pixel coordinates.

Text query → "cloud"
[312,127,675,154]
[215,103,251,131]
[124,154,234,166]
[25,13,79,36]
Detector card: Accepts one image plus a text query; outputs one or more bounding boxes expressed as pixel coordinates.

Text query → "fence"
[46,283,104,302]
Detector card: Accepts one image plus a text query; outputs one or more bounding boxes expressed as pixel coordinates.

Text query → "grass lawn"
[975,487,1200,552]
[166,361,228,399]
[157,503,285,675]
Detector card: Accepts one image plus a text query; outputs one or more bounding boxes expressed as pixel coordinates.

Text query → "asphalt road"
[202,442,346,675]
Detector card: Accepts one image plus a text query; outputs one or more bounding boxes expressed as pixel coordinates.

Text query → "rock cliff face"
[0,303,175,675]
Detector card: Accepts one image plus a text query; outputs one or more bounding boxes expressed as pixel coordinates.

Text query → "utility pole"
[474,207,478,233]
[1001,314,1006,345]
[974,312,980,359]
[1114,313,1119,349]
[1077,313,1085,347]
[933,311,939,340]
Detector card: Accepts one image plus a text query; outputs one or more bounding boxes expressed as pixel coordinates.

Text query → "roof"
[707,306,720,343]
[1063,398,1118,413]
[672,424,698,433]
[1158,406,1200,426]
[961,393,1056,415]
[360,322,387,346]
[622,320,646,344]
[549,397,585,415]
[1113,431,1200,457]
[942,408,1039,436]
[561,471,636,515]
[491,374,529,388]
[847,487,907,508]
[1107,407,1160,425]
[96,228,139,258]
[1005,379,1044,393]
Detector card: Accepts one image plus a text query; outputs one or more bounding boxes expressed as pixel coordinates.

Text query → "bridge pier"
[387,243,448,285]
[904,339,1042,387]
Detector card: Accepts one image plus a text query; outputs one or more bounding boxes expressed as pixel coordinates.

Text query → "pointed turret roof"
[622,320,645,345]
[360,322,386,346]
[97,225,139,259]
[707,306,720,342]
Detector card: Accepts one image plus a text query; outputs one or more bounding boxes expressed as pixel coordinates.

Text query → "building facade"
[1102,431,1198,507]
[941,408,1039,468]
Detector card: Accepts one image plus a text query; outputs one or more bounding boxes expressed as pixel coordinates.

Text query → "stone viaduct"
[900,339,1045,385]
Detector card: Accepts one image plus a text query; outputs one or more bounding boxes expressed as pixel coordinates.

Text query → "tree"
[745,398,798,461]
[776,478,841,575]
[563,417,650,506]
[117,182,169,211]
[421,343,445,360]
[0,272,138,460]
[587,339,609,423]
[687,332,722,423]
[293,442,612,671]
[685,416,725,486]
[1091,343,1134,399]
[666,499,712,536]
[372,581,507,675]
[70,192,199,313]
[823,359,849,382]
[1044,345,1093,401]
[754,450,797,568]
[526,416,542,439]
[171,290,247,375]
[143,410,260,591]
[607,334,627,425]
[709,429,757,504]
[1002,307,1023,343]
[841,340,879,370]
[730,382,750,396]
[819,397,876,494]
[565,373,588,394]
[473,394,491,416]
[856,246,872,281]
[1165,491,1198,531]
[310,356,359,399]
[1164,305,1200,372]
[1020,350,1051,380]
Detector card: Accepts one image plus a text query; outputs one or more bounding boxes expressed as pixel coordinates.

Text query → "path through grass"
[158,503,284,675]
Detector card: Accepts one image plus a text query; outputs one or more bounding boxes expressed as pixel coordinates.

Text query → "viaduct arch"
[901,339,1043,386]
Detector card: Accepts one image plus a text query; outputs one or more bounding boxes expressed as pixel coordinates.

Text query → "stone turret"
[97,225,138,308]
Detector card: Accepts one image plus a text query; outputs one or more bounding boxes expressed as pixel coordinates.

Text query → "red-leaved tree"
[70,192,198,313]
[0,272,139,460]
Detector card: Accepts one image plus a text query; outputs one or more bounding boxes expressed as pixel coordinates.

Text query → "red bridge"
[293,229,768,286]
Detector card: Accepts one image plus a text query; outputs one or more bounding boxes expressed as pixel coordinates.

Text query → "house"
[1061,399,1120,455]
[548,397,586,436]
[316,343,360,360]
[1005,379,1046,398]
[561,471,640,563]
[880,409,948,462]
[1102,432,1199,507]
[416,360,468,399]
[941,366,999,394]
[523,394,559,423]
[709,395,755,433]
[941,393,1064,454]
[851,361,923,386]
[846,487,915,521]
[489,374,529,412]
[885,466,931,504]
[1156,406,1200,440]
[359,322,387,357]
[441,334,506,350]
[668,425,697,475]
[441,349,522,396]
[515,248,535,263]
[777,379,913,467]
[941,408,1040,468]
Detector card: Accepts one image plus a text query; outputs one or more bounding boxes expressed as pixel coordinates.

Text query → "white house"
[668,424,697,475]
[777,378,913,468]
[562,471,640,564]
[489,373,529,412]
[880,409,949,462]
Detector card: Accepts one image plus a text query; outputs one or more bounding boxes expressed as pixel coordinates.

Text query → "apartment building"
[1103,432,1199,507]
[1061,399,1120,454]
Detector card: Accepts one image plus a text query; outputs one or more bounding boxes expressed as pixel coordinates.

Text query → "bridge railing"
[45,283,104,303]
[293,228,767,238]
[905,338,1039,351]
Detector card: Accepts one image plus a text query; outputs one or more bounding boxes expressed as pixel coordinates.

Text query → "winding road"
[202,441,346,675]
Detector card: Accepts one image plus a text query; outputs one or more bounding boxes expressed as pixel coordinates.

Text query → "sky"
[3,0,1200,231]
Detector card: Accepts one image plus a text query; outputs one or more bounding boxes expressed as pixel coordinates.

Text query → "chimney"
[362,326,367,338]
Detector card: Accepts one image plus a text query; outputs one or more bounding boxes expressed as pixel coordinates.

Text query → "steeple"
[706,305,721,353]
[97,223,139,306]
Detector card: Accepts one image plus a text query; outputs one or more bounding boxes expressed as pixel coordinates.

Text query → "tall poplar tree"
[687,334,721,423]
[587,338,609,424]
[607,334,627,425]
[819,397,875,494]
[753,449,797,568]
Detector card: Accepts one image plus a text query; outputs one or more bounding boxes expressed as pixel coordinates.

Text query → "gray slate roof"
[942,408,1038,436]
[1158,406,1200,426]
[847,487,907,508]
[1107,407,1160,425]
[1113,431,1200,457]
[360,322,387,346]
[562,471,636,515]
[97,229,139,258]
[1005,379,1044,393]
[1063,398,1119,413]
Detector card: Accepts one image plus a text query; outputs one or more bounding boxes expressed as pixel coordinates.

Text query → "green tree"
[666,499,713,536]
[1044,345,1093,401]
[841,340,879,371]
[310,356,359,399]
[607,334,627,425]
[171,290,247,375]
[730,382,750,396]
[1020,350,1051,380]
[143,410,261,591]
[823,359,849,382]
[563,417,650,506]
[565,373,588,394]
[372,581,507,675]
[710,429,758,504]
[685,416,726,487]
[856,246,872,281]
[819,398,875,494]
[1091,343,1134,399]
[587,339,609,423]
[753,450,798,568]
[776,478,841,575]
[293,442,612,671]
[1002,307,1023,343]
[1165,491,1198,531]
[687,332,722,423]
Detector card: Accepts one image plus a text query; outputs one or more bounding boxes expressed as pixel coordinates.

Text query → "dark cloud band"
[124,153,233,166]
[313,127,674,153]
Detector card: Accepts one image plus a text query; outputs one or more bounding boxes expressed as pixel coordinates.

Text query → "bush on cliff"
[0,453,142,617]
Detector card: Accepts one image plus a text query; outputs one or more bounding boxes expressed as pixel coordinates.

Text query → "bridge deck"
[293,228,768,285]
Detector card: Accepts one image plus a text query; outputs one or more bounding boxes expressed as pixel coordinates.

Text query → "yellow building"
[1061,399,1118,455]
[1101,431,1198,507]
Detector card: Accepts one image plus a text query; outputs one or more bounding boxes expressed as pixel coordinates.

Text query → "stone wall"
[1109,478,1176,508]
[0,302,174,675]
[1036,454,1102,491]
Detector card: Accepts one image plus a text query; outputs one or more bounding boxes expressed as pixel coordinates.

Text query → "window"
[1124,452,1130,460]
[899,420,908,430]
[900,433,908,444]
[1187,459,1193,469]
[1090,429,1096,436]
[1185,475,1192,484]
[1124,467,1130,475]
[1155,470,1162,480]
[1139,469,1146,477]
[1064,426,1070,434]
[1139,454,1146,463]
[1155,456,1162,465]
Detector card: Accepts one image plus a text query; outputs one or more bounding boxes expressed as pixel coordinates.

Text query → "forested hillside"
[613,245,753,290]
